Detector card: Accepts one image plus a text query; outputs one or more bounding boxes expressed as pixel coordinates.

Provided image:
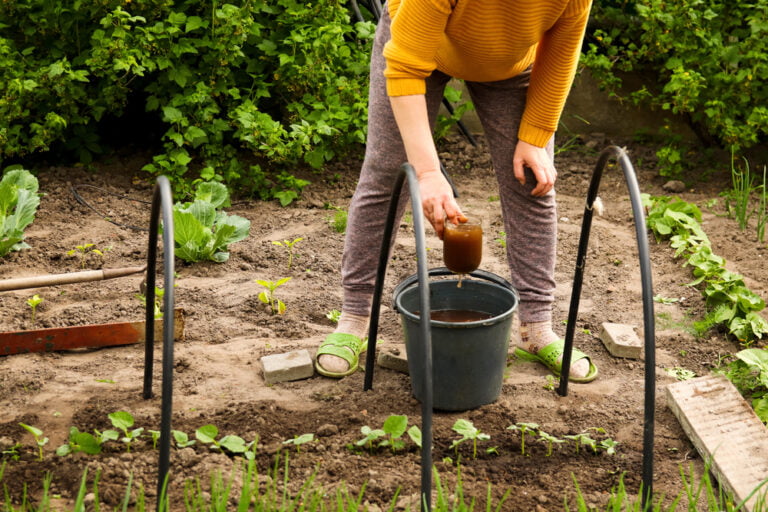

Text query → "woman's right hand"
[417,169,466,240]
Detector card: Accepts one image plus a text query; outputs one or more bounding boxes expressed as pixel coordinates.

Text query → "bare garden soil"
[0,133,766,511]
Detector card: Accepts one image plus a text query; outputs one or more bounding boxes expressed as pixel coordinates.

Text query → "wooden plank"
[666,374,768,511]
[0,309,185,355]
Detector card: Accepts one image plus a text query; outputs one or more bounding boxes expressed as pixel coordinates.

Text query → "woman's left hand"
[513,140,557,197]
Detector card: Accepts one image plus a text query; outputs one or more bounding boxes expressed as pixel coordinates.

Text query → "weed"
[19,423,48,461]
[330,207,348,234]
[26,294,42,325]
[665,367,696,381]
[272,237,303,270]
[494,231,507,248]
[543,374,558,391]
[256,277,291,315]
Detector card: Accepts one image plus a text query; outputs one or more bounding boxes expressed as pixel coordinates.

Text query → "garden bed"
[0,134,766,510]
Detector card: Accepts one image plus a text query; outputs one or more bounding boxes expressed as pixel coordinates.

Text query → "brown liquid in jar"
[429,309,492,323]
[443,222,483,275]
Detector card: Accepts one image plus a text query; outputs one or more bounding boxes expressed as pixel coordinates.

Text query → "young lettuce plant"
[19,423,48,461]
[171,181,251,263]
[0,168,40,258]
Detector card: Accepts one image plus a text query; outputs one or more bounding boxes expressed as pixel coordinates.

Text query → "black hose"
[363,163,434,512]
[141,176,176,509]
[557,146,655,505]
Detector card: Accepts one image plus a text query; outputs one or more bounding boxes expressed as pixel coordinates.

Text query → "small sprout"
[67,243,111,269]
[282,433,315,453]
[599,438,620,455]
[326,309,342,323]
[654,295,681,304]
[507,422,539,456]
[380,415,408,453]
[19,423,48,461]
[108,411,144,452]
[136,286,164,319]
[256,277,291,315]
[486,446,499,455]
[147,430,161,450]
[195,424,248,454]
[355,425,385,454]
[272,237,303,270]
[666,367,696,381]
[495,231,507,248]
[543,375,557,391]
[538,430,565,457]
[26,294,43,325]
[450,419,490,459]
[407,425,422,449]
[172,430,196,448]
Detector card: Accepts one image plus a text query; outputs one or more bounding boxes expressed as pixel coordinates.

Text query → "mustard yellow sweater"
[383,0,592,147]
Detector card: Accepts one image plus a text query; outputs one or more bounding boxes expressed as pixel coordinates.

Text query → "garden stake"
[363,163,434,512]
[140,176,176,509]
[557,145,656,507]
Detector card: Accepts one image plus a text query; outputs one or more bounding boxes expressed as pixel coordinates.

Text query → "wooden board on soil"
[666,374,768,511]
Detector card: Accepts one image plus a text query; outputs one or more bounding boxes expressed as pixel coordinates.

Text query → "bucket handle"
[392,267,518,312]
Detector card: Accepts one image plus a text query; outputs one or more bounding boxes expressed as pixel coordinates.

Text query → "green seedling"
[355,425,386,454]
[328,207,347,233]
[380,415,408,453]
[407,425,422,449]
[326,309,341,323]
[666,366,696,381]
[599,438,620,455]
[147,430,161,450]
[136,286,164,319]
[272,237,303,270]
[67,243,111,269]
[543,374,557,391]
[26,294,42,325]
[107,411,144,453]
[56,427,102,457]
[19,423,48,461]
[282,433,315,453]
[195,424,249,454]
[172,430,196,448]
[495,231,507,248]
[450,419,490,459]
[1,442,22,461]
[507,422,539,456]
[564,432,598,454]
[654,295,681,304]
[256,277,291,315]
[538,430,565,457]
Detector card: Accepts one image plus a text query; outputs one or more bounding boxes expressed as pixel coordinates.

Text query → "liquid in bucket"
[443,221,482,287]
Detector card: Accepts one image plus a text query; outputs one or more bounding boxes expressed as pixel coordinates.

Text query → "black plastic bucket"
[393,269,519,411]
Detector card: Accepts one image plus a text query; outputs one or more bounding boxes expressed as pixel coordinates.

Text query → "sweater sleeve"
[383,0,454,96]
[518,0,592,147]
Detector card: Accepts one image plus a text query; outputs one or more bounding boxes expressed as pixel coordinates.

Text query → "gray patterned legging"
[341,8,557,324]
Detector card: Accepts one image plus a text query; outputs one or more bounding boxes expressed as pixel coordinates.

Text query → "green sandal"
[315,333,368,378]
[513,339,598,383]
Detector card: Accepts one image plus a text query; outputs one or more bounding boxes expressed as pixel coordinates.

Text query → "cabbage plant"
[0,168,40,257]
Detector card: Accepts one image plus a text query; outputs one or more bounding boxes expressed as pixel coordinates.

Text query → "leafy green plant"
[354,425,386,454]
[328,206,348,234]
[26,294,42,326]
[172,429,196,449]
[282,433,315,454]
[720,348,768,424]
[106,411,144,453]
[195,424,249,454]
[450,419,490,459]
[495,231,507,249]
[256,277,291,315]
[56,427,102,457]
[19,423,48,461]
[171,182,251,263]
[67,243,111,269]
[665,367,696,381]
[644,194,768,343]
[136,286,164,320]
[434,84,475,141]
[723,153,759,232]
[506,422,539,456]
[326,309,342,323]
[272,237,303,270]
[380,415,408,453]
[147,429,161,450]
[538,430,566,457]
[0,168,40,257]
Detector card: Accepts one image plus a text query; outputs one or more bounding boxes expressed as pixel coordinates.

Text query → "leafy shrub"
[0,167,40,257]
[0,1,373,200]
[582,1,767,156]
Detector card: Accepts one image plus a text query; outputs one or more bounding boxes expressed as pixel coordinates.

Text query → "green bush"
[0,1,373,201]
[582,1,767,156]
